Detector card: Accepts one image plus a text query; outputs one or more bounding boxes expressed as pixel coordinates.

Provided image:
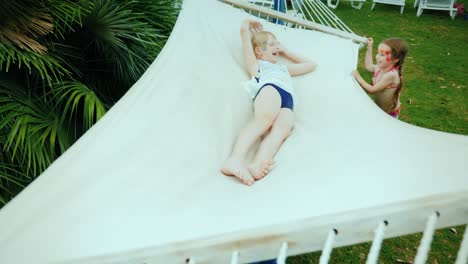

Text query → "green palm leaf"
[47,0,83,38]
[0,0,81,84]
[0,1,53,54]
[52,80,107,131]
[132,0,181,35]
[0,41,73,84]
[0,161,30,206]
[0,0,181,207]
[0,80,71,175]
[78,0,177,86]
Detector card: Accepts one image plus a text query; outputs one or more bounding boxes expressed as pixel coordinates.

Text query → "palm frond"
[78,0,174,86]
[0,81,71,175]
[0,161,30,206]
[0,136,31,206]
[0,1,53,54]
[52,80,107,131]
[0,162,30,189]
[47,0,83,39]
[132,0,180,36]
[0,42,72,84]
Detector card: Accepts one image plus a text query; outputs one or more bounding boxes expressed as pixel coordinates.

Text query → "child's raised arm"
[280,43,317,76]
[240,19,262,78]
[364,38,376,72]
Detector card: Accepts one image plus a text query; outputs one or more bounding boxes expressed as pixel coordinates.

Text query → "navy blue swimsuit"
[254,83,294,110]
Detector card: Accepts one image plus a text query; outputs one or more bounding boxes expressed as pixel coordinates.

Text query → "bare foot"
[248,160,275,180]
[220,158,255,186]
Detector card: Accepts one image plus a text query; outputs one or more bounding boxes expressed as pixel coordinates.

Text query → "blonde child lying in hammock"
[221,19,317,186]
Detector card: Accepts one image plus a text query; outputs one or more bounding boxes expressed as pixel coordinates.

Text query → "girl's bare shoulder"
[383,69,400,80]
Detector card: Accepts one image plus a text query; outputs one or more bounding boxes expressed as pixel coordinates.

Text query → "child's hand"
[241,19,262,33]
[352,70,361,80]
[277,41,287,55]
[367,37,374,49]
[249,21,263,33]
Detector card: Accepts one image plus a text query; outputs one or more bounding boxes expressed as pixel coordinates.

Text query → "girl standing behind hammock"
[353,37,408,119]
[220,19,317,186]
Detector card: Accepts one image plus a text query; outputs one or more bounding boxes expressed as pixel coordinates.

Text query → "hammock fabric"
[0,0,467,263]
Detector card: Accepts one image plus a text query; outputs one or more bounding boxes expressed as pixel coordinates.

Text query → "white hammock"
[0,0,467,263]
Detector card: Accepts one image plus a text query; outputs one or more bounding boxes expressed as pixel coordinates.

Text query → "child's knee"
[272,123,293,139]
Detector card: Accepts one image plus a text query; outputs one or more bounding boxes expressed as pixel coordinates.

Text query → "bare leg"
[221,87,281,185]
[249,108,294,180]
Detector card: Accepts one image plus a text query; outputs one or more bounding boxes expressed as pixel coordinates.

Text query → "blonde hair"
[251,31,276,50]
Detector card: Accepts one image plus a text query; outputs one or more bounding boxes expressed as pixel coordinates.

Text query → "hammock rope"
[221,0,367,43]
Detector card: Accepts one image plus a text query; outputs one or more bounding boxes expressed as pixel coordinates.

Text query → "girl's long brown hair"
[382,38,409,108]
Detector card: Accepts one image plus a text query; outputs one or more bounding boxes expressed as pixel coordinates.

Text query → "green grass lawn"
[334,0,467,135]
[289,225,466,263]
[287,0,467,263]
